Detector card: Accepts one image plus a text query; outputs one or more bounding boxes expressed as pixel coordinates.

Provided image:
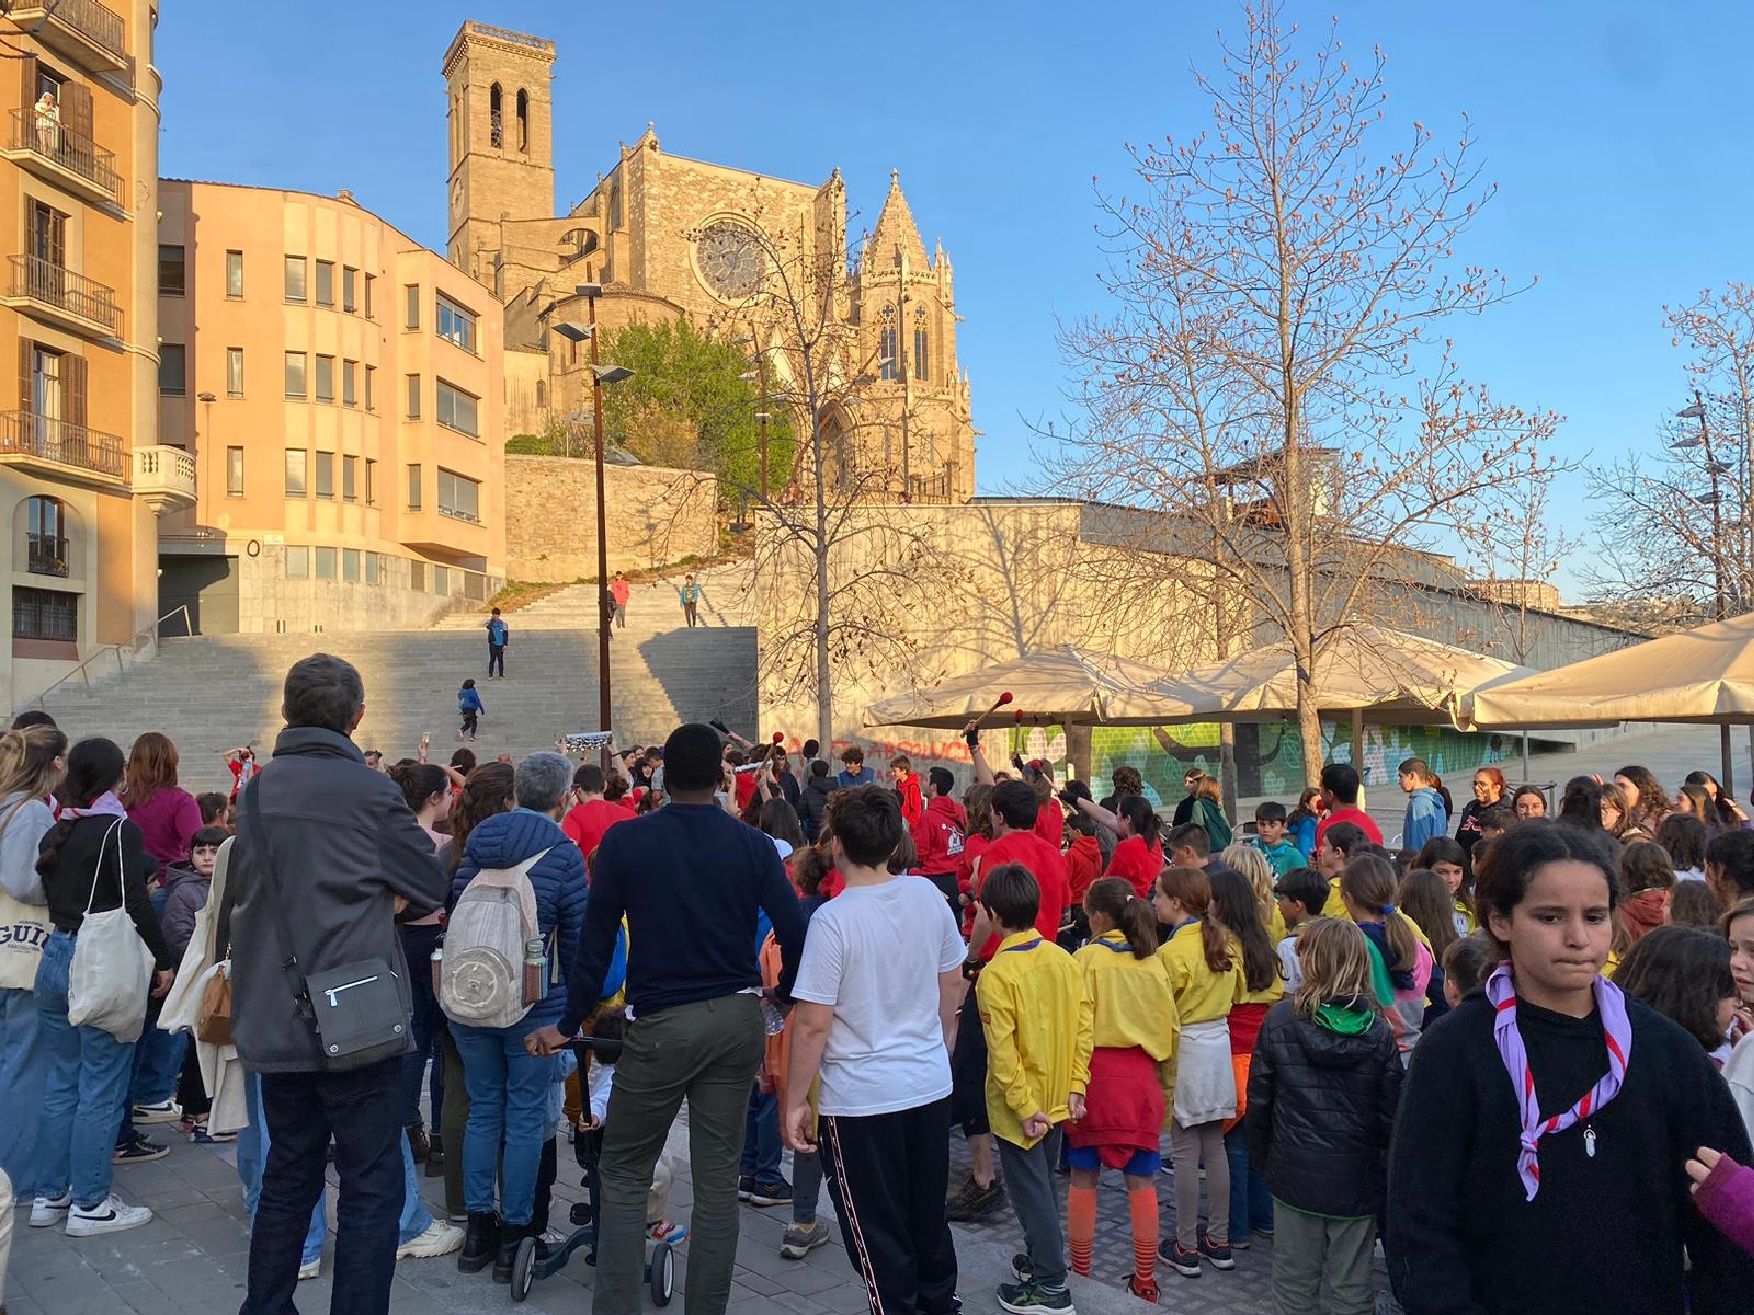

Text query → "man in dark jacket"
[799,759,834,843]
[225,653,448,1315]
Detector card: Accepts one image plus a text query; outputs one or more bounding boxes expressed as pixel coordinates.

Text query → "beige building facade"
[156,181,505,634]
[0,0,165,709]
[441,20,977,505]
[502,454,717,582]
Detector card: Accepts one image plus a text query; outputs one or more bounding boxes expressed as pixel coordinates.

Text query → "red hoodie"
[896,772,925,829]
[913,794,967,876]
[1066,833,1102,903]
[1033,796,1066,849]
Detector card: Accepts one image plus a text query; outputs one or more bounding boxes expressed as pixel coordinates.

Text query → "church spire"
[869,169,928,272]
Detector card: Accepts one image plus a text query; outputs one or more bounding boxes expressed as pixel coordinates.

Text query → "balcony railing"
[132,444,197,515]
[438,504,483,525]
[0,409,125,478]
[9,254,122,336]
[26,533,69,577]
[10,0,127,67]
[8,109,124,208]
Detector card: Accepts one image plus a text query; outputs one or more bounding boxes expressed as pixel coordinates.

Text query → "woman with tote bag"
[28,737,175,1238]
[0,722,67,1198]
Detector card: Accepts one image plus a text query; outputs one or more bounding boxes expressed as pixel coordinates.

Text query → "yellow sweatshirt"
[1075,930,1181,1113]
[977,930,1091,1150]
[1156,920,1245,1024]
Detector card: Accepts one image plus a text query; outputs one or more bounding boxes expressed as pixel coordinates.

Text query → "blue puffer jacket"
[450,808,587,1025]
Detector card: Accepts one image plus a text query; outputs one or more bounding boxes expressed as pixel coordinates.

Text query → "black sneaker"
[112,1136,168,1165]
[1010,1254,1035,1282]
[737,1174,755,1202]
[1160,1239,1201,1278]
[947,1178,1004,1222]
[996,1279,1074,1315]
[748,1178,793,1207]
[1196,1226,1235,1271]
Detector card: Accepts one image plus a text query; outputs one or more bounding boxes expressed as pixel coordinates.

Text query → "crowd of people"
[3,666,1754,1315]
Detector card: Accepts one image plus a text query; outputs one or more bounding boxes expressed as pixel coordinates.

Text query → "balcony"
[2,109,125,210]
[8,0,128,74]
[133,445,196,515]
[0,410,125,484]
[2,255,122,340]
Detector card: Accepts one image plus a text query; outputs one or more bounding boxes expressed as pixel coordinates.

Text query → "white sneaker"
[65,1195,153,1237]
[29,1191,72,1227]
[131,1100,181,1125]
[298,1258,321,1281]
[395,1217,463,1260]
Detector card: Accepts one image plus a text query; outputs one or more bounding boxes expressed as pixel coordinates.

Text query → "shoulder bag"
[65,819,154,1042]
[241,778,407,1070]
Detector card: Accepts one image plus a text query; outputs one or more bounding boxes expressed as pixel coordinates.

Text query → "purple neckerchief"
[59,791,127,821]
[1486,962,1631,1201]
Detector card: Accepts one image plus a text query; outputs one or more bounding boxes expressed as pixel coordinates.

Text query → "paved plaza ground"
[4,1107,1311,1315]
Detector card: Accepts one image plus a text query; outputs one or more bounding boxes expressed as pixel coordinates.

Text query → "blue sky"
[157,2,1754,598]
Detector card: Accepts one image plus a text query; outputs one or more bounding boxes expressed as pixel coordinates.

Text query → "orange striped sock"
[1067,1185,1097,1277]
[1129,1186,1159,1286]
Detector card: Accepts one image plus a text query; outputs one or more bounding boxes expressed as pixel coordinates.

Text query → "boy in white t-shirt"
[1271,865,1330,992]
[783,785,966,1315]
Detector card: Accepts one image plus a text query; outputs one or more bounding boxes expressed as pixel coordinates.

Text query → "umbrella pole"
[1351,709,1365,775]
[1522,732,1529,784]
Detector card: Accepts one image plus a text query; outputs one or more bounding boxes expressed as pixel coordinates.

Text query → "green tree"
[598,317,796,495]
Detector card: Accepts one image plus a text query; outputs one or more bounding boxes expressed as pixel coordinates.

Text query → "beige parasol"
[863,646,1197,730]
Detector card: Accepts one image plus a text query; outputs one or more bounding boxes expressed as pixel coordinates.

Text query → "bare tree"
[1588,283,1754,626]
[1046,0,1561,780]
[1461,447,1582,665]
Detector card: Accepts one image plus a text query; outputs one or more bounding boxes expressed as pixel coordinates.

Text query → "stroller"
[508,1038,676,1305]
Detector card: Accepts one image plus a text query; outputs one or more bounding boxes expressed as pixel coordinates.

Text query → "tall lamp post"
[1677,392,1736,793]
[554,283,632,770]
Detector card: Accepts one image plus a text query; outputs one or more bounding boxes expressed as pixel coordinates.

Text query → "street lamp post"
[1677,392,1735,793]
[554,285,632,770]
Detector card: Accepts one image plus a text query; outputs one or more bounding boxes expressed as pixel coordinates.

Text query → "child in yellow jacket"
[977,861,1091,1315]
[1067,878,1179,1302]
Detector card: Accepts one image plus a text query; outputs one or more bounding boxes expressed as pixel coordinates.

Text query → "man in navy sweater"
[528,722,806,1315]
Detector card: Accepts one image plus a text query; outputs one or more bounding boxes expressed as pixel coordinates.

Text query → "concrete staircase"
[29,563,758,783]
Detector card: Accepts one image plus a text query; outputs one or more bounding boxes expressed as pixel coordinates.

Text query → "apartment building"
[0,0,165,707]
[156,181,504,634]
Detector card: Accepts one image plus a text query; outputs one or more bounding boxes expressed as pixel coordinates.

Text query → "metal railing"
[438,504,483,525]
[8,109,124,206]
[9,254,122,335]
[0,409,126,477]
[19,604,189,716]
[26,0,126,61]
[26,533,68,577]
[906,469,956,505]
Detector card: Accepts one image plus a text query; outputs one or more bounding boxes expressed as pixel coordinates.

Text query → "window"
[284,449,307,497]
[515,88,528,153]
[406,463,422,509]
[489,83,503,147]
[314,354,334,403]
[158,343,186,396]
[284,546,308,578]
[436,294,478,353]
[410,561,427,592]
[284,351,307,398]
[405,373,421,419]
[24,497,67,576]
[226,446,244,497]
[226,347,244,397]
[535,379,547,409]
[28,199,65,269]
[341,359,356,407]
[878,321,898,381]
[343,548,361,582]
[404,284,420,330]
[364,364,376,411]
[436,379,479,435]
[913,324,929,383]
[284,255,307,303]
[434,565,450,597]
[342,267,357,312]
[314,451,334,499]
[225,249,244,299]
[364,274,375,319]
[342,455,357,501]
[315,260,334,308]
[158,244,185,296]
[13,587,76,642]
[315,547,337,580]
[364,551,380,584]
[438,468,481,522]
[365,458,376,505]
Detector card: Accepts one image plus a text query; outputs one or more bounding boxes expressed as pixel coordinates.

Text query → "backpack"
[440,847,551,1029]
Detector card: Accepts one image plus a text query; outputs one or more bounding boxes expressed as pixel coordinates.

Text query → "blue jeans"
[740,1085,782,1182]
[30,931,135,1207]
[239,1073,433,1263]
[127,887,184,1112]
[453,1019,557,1226]
[0,985,47,1196]
[1224,1124,1274,1238]
[395,923,445,1130]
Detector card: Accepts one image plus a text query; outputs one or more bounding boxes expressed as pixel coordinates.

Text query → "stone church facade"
[441,20,976,503]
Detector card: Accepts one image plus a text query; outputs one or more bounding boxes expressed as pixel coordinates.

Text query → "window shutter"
[19,338,33,414]
[64,354,87,429]
[61,82,93,143]
[19,57,36,118]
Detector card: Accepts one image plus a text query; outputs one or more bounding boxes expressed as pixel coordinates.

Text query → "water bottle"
[524,937,545,1005]
[430,943,443,996]
[760,995,787,1036]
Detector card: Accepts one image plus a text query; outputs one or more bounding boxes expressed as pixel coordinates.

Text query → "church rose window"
[695,221,763,299]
